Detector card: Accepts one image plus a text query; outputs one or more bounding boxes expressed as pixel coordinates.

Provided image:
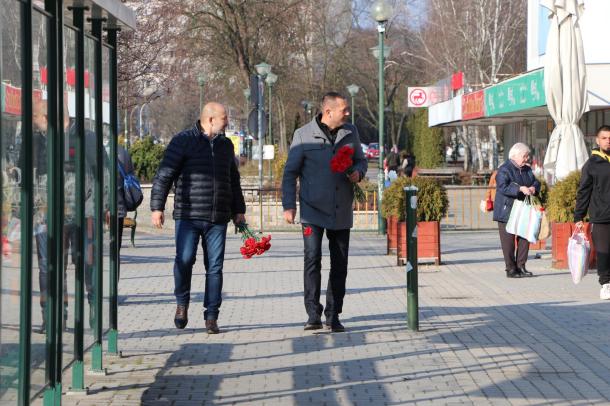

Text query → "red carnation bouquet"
[330,145,365,203]
[237,223,271,259]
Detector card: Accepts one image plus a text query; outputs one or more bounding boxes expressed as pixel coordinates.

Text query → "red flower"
[303,226,313,237]
[237,224,272,259]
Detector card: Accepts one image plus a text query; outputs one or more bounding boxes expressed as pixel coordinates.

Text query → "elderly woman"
[493,143,541,278]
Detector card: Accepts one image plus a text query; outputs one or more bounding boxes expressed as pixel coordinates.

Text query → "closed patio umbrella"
[542,0,589,183]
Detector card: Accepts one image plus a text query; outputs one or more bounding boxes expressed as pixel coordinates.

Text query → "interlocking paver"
[58,230,610,405]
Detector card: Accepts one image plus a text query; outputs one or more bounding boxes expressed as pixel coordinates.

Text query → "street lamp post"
[139,102,150,140]
[301,100,312,121]
[371,0,393,235]
[265,72,278,181]
[198,74,205,112]
[346,84,360,125]
[255,62,272,230]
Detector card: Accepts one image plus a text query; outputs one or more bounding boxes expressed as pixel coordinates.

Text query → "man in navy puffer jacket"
[151,102,246,333]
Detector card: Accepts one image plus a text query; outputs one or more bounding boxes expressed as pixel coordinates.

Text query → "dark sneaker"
[205,319,220,334]
[174,305,188,329]
[304,320,323,330]
[34,320,46,334]
[328,316,345,333]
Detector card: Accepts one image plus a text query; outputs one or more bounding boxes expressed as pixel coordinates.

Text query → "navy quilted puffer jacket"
[150,122,246,223]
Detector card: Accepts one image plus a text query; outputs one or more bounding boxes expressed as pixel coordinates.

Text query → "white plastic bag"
[506,196,542,243]
[567,229,590,284]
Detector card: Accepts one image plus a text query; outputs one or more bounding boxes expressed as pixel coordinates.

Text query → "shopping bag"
[567,229,590,284]
[486,197,494,211]
[505,196,542,243]
[479,197,494,213]
[538,211,550,241]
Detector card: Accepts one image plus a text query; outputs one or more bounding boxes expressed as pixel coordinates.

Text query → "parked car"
[366,143,380,159]
[361,143,368,155]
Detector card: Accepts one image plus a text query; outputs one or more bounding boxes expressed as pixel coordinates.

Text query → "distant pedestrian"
[485,170,498,204]
[117,145,136,252]
[574,125,610,300]
[150,102,246,333]
[385,145,399,172]
[400,151,415,178]
[282,92,367,332]
[493,143,540,278]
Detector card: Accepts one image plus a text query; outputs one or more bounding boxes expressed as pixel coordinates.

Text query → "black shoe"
[304,320,323,330]
[327,316,345,333]
[506,268,524,278]
[519,267,534,277]
[174,305,188,329]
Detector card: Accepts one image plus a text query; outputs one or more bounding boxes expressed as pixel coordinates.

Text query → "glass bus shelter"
[0,1,135,404]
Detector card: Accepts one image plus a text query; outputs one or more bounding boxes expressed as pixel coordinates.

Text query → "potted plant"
[381,178,402,255]
[382,176,448,265]
[546,171,596,269]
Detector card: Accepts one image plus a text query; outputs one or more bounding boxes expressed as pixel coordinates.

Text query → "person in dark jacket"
[574,125,610,300]
[117,145,135,251]
[493,143,541,278]
[282,92,367,332]
[150,102,246,334]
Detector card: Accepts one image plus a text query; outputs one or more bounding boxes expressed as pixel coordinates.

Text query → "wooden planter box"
[551,222,596,269]
[397,220,441,266]
[529,240,546,250]
[386,216,398,255]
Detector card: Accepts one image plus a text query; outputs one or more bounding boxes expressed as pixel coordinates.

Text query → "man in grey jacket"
[282,92,367,332]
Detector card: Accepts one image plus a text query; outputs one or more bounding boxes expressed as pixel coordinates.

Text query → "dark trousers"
[173,219,227,320]
[302,223,350,322]
[498,222,530,270]
[591,223,610,285]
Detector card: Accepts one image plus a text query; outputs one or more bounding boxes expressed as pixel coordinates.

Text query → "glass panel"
[30,9,50,399]
[0,0,23,403]
[62,25,77,372]
[604,109,610,126]
[83,36,96,351]
[102,45,110,335]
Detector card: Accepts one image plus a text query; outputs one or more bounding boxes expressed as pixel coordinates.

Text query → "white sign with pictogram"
[407,87,432,108]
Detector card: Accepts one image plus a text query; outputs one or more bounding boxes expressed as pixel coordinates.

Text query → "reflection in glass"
[102,46,111,334]
[1,0,23,403]
[30,9,50,400]
[83,36,96,351]
[61,26,78,373]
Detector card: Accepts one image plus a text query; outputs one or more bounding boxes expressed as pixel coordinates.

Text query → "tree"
[129,137,166,183]
[407,109,444,168]
[409,0,527,170]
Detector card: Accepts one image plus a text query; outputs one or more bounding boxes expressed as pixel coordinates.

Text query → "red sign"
[462,90,485,120]
[4,84,22,115]
[451,72,464,90]
[409,88,428,107]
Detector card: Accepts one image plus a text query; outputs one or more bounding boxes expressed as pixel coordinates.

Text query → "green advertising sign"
[484,69,545,116]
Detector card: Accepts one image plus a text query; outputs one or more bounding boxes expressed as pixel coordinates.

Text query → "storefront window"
[0,0,23,402]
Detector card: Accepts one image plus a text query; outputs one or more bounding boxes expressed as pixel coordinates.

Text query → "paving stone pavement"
[60,230,610,406]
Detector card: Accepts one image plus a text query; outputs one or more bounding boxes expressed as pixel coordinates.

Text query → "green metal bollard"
[404,186,419,331]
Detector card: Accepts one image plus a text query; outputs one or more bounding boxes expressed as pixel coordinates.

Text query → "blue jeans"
[173,219,227,320]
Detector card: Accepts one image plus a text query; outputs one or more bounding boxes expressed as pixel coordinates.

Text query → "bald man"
[282,92,367,332]
[151,102,246,333]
